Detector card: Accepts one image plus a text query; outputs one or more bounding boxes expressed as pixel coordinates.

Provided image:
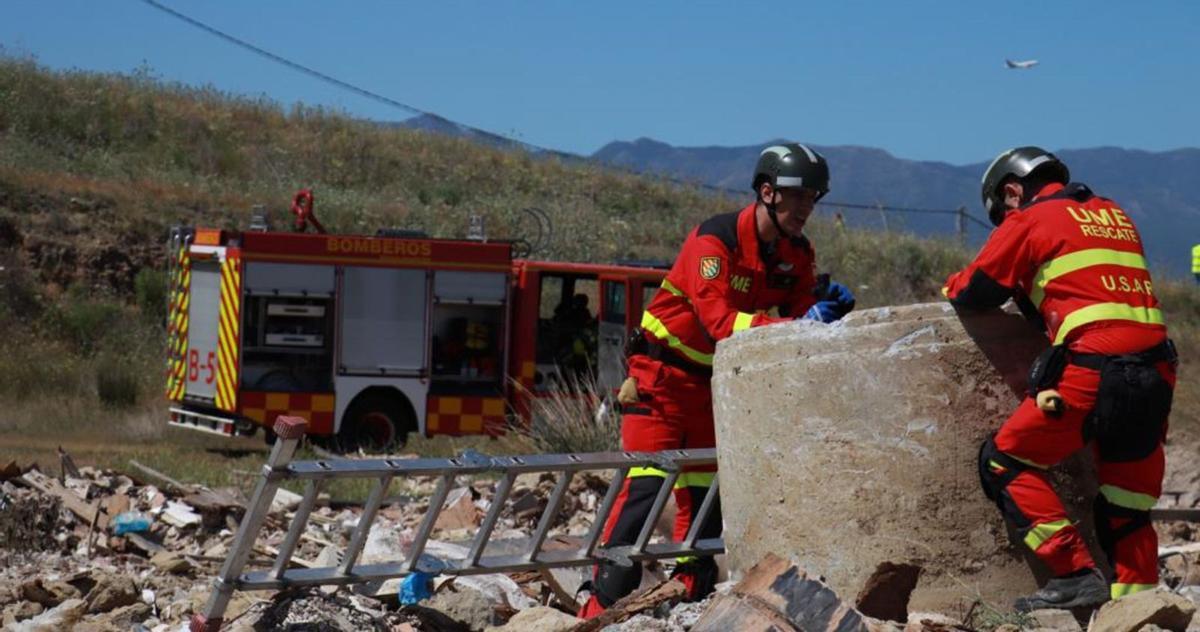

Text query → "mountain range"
[396,117,1199,276]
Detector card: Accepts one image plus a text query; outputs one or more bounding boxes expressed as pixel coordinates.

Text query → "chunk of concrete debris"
[84,573,138,614]
[435,486,480,531]
[692,553,878,632]
[484,605,579,632]
[150,550,195,574]
[855,562,922,622]
[2,601,44,626]
[1028,608,1082,632]
[1091,589,1197,632]
[158,500,202,528]
[6,597,86,631]
[271,487,304,513]
[425,583,510,630]
[20,577,81,607]
[574,579,687,632]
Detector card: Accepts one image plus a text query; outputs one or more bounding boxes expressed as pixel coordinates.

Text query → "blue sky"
[2,1,1197,164]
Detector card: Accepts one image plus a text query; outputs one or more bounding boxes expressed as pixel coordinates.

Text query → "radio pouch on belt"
[1088,355,1173,462]
[1027,345,1069,414]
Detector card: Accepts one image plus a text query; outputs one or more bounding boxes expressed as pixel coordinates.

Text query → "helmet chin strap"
[764,193,791,239]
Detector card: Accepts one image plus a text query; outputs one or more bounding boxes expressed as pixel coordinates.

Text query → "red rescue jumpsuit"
[582,203,819,614]
[944,182,1174,599]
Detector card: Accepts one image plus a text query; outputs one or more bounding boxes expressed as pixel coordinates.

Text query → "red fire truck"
[164,221,665,451]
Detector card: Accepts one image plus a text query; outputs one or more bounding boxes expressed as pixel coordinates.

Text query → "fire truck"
[164,210,666,451]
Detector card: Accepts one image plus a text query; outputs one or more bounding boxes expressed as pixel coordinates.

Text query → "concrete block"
[712,303,1104,612]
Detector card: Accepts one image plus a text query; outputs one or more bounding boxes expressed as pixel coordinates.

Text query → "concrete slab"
[712,302,1104,613]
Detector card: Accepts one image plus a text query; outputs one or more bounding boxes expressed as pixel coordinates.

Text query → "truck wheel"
[337,392,414,453]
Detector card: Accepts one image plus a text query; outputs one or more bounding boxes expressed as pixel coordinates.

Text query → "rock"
[150,550,194,574]
[855,562,922,622]
[692,553,872,632]
[84,573,138,613]
[426,584,502,630]
[80,602,153,630]
[1092,589,1197,632]
[271,487,304,513]
[1028,608,1082,632]
[2,601,44,625]
[667,600,709,630]
[1140,625,1170,632]
[6,597,87,631]
[605,613,671,631]
[20,578,81,607]
[435,487,480,531]
[485,605,579,631]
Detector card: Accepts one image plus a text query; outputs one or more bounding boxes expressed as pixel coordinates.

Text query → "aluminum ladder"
[191,417,723,630]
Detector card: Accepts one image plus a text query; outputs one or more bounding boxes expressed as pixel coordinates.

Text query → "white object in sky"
[1005,59,1039,69]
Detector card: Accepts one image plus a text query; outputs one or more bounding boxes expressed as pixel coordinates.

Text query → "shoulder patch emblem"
[699,256,722,280]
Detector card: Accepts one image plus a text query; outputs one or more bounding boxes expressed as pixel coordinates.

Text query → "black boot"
[1014,568,1109,612]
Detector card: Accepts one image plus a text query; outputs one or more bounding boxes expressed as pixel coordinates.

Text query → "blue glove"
[802,301,841,323]
[801,282,855,323]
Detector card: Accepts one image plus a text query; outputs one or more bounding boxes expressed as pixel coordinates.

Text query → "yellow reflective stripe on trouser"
[732,312,755,332]
[1111,582,1156,598]
[1053,303,1164,345]
[1030,248,1149,307]
[640,311,714,366]
[628,467,713,489]
[1023,519,1073,551]
[1099,484,1158,511]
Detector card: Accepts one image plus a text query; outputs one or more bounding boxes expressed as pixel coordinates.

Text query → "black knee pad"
[592,560,643,607]
[978,436,1025,504]
[1093,494,1151,567]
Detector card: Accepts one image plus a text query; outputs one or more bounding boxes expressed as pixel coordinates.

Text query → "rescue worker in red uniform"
[944,147,1177,611]
[578,143,856,618]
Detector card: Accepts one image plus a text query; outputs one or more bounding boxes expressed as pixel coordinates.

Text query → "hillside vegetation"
[0,57,1195,481]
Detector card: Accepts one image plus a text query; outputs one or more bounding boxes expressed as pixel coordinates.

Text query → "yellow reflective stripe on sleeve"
[1111,582,1156,599]
[733,312,755,332]
[640,311,714,366]
[1193,245,1200,272]
[629,466,668,478]
[1030,249,1149,307]
[661,279,685,297]
[676,471,715,488]
[1099,485,1158,511]
[1053,303,1164,345]
[1023,519,1073,551]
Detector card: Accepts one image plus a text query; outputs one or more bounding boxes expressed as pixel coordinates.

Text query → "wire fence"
[139,0,992,243]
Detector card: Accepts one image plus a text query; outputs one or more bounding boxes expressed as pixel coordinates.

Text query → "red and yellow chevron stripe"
[214,249,242,412]
[165,245,191,401]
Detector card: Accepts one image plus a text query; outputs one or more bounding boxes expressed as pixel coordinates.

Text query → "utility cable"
[138,0,991,232]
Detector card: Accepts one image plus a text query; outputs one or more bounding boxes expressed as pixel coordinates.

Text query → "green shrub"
[134,267,168,324]
[95,352,140,408]
[46,290,124,356]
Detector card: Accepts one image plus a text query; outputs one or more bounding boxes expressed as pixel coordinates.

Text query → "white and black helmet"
[981,146,1070,226]
[752,143,830,200]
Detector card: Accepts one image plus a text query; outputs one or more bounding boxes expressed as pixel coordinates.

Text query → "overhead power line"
[138,0,991,232]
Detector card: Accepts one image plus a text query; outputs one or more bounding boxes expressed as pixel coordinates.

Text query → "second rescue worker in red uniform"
[944,147,1177,611]
[578,143,856,618]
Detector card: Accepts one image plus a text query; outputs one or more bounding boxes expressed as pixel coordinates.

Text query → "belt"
[1070,339,1177,371]
[641,341,713,378]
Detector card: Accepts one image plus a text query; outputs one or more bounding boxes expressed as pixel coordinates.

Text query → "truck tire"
[337,391,415,453]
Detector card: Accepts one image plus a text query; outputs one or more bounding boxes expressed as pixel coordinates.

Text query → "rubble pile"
[1,453,1197,631]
